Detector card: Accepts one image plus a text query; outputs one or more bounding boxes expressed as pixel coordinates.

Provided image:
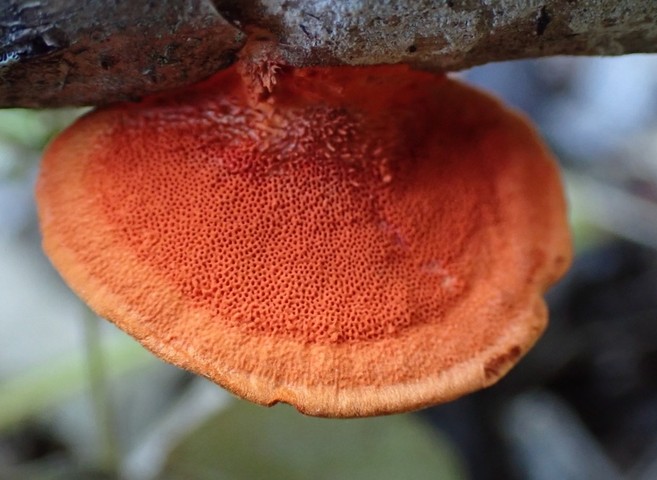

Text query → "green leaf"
[162,401,466,480]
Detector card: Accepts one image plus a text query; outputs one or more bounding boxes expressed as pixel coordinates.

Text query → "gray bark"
[0,0,244,107]
[2,0,656,108]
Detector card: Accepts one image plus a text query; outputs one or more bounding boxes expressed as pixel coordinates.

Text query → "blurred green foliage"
[163,401,465,480]
[0,333,155,431]
[0,109,85,150]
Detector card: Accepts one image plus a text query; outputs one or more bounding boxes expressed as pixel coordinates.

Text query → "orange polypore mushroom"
[36,61,571,417]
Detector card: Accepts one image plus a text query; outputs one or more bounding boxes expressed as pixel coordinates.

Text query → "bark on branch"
[2,0,656,108]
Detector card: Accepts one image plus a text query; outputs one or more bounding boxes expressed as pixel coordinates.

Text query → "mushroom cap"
[36,64,571,417]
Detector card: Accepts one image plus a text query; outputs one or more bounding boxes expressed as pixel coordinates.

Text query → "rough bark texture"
[0,0,245,107]
[2,0,656,108]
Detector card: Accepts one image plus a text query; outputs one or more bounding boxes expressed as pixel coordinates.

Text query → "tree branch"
[2,0,656,108]
[0,0,244,107]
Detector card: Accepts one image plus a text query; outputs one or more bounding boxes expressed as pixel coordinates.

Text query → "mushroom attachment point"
[36,63,572,417]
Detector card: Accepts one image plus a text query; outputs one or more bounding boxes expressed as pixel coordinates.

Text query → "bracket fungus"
[36,59,572,417]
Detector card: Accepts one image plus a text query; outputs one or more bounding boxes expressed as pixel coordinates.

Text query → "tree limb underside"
[1,0,656,107]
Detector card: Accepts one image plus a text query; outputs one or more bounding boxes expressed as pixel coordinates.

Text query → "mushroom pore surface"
[36,63,572,417]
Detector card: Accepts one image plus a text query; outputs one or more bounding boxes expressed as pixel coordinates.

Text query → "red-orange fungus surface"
[36,63,572,417]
